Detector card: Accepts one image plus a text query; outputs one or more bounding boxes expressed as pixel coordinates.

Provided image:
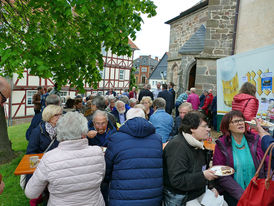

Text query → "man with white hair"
[187,87,200,110]
[104,108,163,205]
[87,110,116,147]
[171,102,193,136]
[129,98,137,108]
[111,100,128,124]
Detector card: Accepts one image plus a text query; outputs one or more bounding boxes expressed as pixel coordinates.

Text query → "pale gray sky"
[134,0,201,59]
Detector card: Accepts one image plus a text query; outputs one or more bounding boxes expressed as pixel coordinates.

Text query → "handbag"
[237,142,274,206]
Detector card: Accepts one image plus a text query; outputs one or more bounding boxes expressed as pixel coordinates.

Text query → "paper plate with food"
[245,120,274,128]
[210,165,235,176]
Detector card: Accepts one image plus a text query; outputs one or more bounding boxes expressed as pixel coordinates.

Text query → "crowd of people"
[0,77,273,206]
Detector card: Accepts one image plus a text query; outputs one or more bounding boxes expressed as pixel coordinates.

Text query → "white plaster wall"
[14,73,27,86]
[99,81,103,87]
[110,81,114,88]
[110,68,115,79]
[47,79,54,86]
[104,68,109,79]
[41,78,46,85]
[12,91,25,103]
[27,107,35,116]
[235,0,274,54]
[12,104,25,117]
[28,76,40,86]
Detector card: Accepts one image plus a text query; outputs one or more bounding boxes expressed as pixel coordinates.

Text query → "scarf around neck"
[45,122,57,140]
[182,132,204,150]
[231,135,256,189]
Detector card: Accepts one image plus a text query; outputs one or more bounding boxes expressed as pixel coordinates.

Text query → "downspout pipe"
[231,0,240,55]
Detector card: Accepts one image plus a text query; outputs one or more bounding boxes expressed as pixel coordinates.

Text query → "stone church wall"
[167,6,208,93]
[196,0,237,95]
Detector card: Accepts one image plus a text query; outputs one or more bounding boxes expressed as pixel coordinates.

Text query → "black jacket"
[170,116,181,137]
[163,134,209,202]
[138,89,154,102]
[158,90,173,114]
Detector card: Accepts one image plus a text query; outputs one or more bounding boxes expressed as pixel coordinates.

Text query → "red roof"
[128,39,139,50]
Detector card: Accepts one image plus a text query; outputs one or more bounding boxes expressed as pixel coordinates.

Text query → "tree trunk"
[0,106,14,164]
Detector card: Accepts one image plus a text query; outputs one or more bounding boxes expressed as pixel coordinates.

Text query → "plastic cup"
[29,156,39,168]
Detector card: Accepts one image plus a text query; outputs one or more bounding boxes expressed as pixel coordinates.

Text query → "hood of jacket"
[233,93,257,103]
[119,117,155,138]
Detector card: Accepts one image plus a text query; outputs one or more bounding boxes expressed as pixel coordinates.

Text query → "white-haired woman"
[25,112,106,206]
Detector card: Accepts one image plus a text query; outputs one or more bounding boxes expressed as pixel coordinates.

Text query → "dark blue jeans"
[163,188,187,206]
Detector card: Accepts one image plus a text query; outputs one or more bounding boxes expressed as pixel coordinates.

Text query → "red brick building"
[133,55,159,88]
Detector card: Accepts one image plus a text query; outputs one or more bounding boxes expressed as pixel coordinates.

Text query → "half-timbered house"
[4,39,138,120]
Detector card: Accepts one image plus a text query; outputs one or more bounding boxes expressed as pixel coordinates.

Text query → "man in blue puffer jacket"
[105,108,163,206]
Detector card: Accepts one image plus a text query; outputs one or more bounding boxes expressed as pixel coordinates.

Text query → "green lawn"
[0,123,30,206]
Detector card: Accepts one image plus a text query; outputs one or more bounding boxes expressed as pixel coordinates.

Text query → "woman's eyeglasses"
[230,119,245,125]
[0,92,7,104]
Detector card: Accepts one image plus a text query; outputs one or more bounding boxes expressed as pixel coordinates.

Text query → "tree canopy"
[0,0,157,92]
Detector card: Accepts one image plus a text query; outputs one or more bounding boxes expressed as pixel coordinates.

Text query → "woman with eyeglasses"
[26,104,62,205]
[27,105,62,154]
[213,110,267,206]
[163,111,225,206]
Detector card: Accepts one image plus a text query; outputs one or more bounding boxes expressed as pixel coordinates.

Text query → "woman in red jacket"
[232,82,258,121]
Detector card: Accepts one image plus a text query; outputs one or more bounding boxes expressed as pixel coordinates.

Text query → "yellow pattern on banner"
[246,68,273,96]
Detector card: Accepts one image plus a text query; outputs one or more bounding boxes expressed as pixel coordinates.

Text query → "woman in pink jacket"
[232,82,258,121]
[25,112,106,206]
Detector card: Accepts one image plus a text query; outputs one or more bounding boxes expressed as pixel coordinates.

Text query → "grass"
[0,123,30,206]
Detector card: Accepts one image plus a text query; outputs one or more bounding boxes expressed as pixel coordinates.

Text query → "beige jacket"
[25,138,105,206]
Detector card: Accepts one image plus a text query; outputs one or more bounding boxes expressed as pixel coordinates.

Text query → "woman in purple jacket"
[213,110,267,206]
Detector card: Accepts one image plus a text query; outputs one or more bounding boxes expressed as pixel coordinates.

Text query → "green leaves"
[0,0,157,91]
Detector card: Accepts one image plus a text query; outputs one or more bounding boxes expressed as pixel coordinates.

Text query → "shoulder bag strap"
[254,142,274,182]
[43,136,56,153]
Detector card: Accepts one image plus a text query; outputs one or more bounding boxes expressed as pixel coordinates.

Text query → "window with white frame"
[119,70,124,80]
[26,90,37,106]
[141,67,147,72]
[59,91,68,104]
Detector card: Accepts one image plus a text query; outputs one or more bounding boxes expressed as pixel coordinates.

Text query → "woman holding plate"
[163,111,226,206]
[213,110,267,206]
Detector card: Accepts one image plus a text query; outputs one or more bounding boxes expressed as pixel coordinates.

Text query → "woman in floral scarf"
[26,104,62,205]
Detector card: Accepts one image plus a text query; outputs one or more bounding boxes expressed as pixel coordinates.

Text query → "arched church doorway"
[188,64,196,90]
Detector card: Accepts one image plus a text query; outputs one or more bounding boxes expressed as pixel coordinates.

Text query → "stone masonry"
[167,0,238,96]
[167,5,208,94]
[195,0,237,95]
